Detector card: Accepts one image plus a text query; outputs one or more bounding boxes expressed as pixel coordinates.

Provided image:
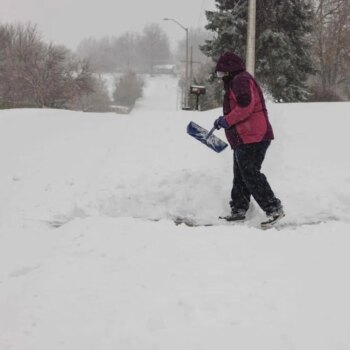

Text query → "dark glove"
[213,116,229,130]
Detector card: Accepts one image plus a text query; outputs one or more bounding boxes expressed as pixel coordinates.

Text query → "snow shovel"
[187,121,228,153]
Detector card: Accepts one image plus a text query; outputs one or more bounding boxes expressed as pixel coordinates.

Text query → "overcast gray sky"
[0,0,216,50]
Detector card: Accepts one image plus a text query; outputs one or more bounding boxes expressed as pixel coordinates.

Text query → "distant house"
[151,64,176,76]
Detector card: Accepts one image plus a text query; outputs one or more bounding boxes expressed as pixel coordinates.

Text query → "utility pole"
[189,46,201,85]
[184,27,189,109]
[190,46,193,86]
[246,0,256,76]
[163,18,189,109]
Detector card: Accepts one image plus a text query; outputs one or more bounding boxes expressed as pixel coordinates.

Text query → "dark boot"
[261,207,285,229]
[223,209,247,222]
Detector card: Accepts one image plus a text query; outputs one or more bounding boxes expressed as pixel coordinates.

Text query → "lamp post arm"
[163,17,188,32]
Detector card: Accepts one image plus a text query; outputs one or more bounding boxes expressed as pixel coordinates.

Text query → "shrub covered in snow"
[113,71,144,109]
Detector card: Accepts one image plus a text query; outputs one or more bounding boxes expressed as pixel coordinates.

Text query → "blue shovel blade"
[187,121,228,153]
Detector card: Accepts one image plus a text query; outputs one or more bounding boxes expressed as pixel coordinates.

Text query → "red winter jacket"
[215,52,274,149]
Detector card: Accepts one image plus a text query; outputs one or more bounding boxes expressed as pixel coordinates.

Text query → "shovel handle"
[205,126,216,140]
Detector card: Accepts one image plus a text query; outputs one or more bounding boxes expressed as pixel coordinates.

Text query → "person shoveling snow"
[213,52,284,229]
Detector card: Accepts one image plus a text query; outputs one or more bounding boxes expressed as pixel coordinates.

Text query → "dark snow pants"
[230,141,282,215]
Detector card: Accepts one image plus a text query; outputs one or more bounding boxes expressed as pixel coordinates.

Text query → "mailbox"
[190,85,206,95]
[190,85,206,110]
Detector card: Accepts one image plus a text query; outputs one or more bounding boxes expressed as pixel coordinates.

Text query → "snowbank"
[0,75,350,349]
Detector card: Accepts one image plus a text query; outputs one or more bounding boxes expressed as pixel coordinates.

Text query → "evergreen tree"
[202,0,315,102]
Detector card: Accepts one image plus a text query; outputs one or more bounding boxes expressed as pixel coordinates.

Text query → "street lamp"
[163,17,189,109]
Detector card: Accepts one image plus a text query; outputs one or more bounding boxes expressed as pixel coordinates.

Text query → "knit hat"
[215,52,245,73]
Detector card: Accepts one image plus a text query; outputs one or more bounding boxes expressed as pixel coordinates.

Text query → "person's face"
[216,71,229,78]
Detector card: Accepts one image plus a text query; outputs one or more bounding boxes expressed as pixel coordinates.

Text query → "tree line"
[0,23,152,111]
[0,23,111,110]
[76,23,171,74]
[1,1,349,112]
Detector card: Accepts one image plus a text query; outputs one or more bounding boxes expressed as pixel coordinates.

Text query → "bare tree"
[138,24,171,72]
[0,23,96,109]
[0,23,43,107]
[73,75,111,112]
[112,32,140,72]
[36,46,95,108]
[311,0,350,98]
[77,36,117,73]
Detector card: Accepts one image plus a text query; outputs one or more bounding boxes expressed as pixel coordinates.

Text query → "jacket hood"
[215,52,246,73]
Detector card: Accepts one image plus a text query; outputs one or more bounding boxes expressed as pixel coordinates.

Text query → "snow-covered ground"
[0,74,350,349]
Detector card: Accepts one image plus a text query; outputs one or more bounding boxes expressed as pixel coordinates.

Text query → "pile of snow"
[0,75,350,349]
